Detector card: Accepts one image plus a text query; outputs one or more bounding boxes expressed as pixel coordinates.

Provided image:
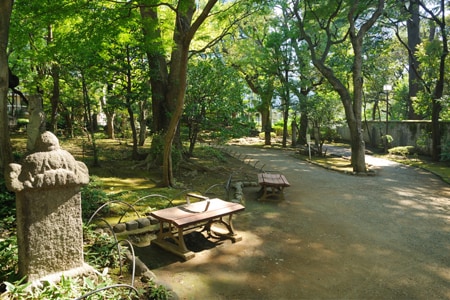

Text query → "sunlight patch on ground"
[101,177,155,192]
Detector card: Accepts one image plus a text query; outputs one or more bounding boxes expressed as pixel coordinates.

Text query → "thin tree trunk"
[125,46,139,160]
[138,99,147,146]
[0,0,13,176]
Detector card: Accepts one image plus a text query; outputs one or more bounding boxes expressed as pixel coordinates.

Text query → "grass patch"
[296,153,364,173]
[311,156,355,172]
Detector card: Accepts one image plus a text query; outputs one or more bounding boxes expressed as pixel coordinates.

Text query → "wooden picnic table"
[257,173,290,201]
[150,198,245,260]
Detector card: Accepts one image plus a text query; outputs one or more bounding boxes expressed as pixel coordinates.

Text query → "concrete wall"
[337,120,450,154]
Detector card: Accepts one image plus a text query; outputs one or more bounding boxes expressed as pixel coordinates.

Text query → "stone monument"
[6,131,92,282]
[26,95,46,153]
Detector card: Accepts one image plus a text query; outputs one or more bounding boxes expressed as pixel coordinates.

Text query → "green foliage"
[259,131,276,139]
[388,146,416,157]
[321,127,341,143]
[0,179,16,222]
[1,224,169,299]
[81,176,109,221]
[184,56,248,151]
[272,124,283,136]
[83,227,121,270]
[440,139,450,162]
[415,129,431,154]
[382,134,394,144]
[0,180,18,283]
[148,134,183,170]
[144,279,172,300]
[207,121,255,143]
[0,236,18,283]
[196,146,227,163]
[2,273,140,300]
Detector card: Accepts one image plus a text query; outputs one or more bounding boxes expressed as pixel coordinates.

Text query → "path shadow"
[133,230,224,269]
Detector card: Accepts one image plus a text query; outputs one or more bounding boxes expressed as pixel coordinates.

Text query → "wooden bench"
[257,173,290,201]
[150,198,245,260]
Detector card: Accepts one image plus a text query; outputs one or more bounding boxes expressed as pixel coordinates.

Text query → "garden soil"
[134,143,450,300]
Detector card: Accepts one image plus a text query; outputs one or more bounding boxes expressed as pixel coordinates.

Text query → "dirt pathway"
[137,145,450,299]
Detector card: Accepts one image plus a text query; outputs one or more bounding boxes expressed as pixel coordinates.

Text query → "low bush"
[388,146,416,157]
[81,176,109,221]
[440,140,450,162]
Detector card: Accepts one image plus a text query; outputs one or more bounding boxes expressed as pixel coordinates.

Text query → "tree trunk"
[348,28,367,172]
[161,0,196,186]
[139,3,169,133]
[140,0,218,186]
[260,106,271,146]
[299,113,308,145]
[430,47,446,161]
[125,46,139,160]
[406,0,421,119]
[138,99,148,146]
[294,0,383,173]
[0,0,13,176]
[82,74,99,167]
[426,0,447,161]
[105,112,115,139]
[282,92,289,148]
[101,84,115,139]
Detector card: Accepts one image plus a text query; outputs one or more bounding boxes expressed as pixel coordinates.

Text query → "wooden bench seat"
[257,173,290,201]
[150,198,245,260]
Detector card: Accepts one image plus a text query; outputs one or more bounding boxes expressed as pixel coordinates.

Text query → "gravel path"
[141,145,450,299]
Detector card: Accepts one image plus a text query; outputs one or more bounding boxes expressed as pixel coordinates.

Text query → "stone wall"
[337,120,450,154]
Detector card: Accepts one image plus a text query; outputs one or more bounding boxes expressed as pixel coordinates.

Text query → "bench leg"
[257,186,268,201]
[258,185,285,201]
[204,215,242,243]
[152,222,195,261]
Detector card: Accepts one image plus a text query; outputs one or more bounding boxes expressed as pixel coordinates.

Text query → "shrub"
[258,131,276,139]
[0,179,15,219]
[83,226,121,270]
[81,176,109,221]
[0,235,18,282]
[440,140,450,162]
[388,146,416,157]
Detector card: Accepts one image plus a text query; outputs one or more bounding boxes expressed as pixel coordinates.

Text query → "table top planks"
[150,198,245,227]
[258,173,290,187]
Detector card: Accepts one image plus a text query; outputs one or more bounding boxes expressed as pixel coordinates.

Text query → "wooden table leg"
[152,221,195,260]
[204,215,242,243]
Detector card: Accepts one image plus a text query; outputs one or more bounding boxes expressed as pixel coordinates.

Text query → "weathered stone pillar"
[26,95,46,153]
[6,131,91,282]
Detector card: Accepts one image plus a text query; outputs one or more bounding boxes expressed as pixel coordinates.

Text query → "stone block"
[113,223,127,233]
[148,216,160,225]
[126,220,139,231]
[137,218,151,228]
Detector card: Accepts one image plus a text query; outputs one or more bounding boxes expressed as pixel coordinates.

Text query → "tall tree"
[140,0,253,186]
[405,0,421,119]
[0,0,14,177]
[184,56,245,155]
[224,7,278,146]
[292,0,384,173]
[416,0,448,161]
[268,4,298,148]
[139,0,219,186]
